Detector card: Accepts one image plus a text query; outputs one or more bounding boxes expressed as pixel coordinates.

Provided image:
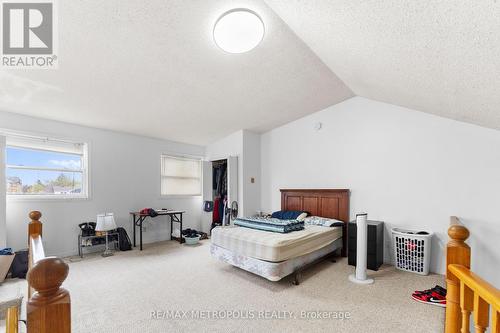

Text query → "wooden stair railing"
[5,307,18,333]
[5,211,71,333]
[445,216,500,333]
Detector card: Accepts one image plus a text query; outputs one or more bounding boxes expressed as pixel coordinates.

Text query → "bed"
[210,189,350,284]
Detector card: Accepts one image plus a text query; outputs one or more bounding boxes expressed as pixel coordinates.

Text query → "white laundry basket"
[392,228,433,275]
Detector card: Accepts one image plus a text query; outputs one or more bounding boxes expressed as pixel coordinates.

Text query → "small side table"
[130,210,185,250]
[78,232,120,258]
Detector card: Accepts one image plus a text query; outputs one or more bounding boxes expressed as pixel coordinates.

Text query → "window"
[161,155,201,196]
[5,134,88,198]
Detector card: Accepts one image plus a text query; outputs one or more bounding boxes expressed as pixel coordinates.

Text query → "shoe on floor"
[411,288,446,307]
[413,285,446,296]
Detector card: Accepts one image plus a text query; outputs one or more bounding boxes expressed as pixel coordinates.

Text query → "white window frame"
[160,154,202,197]
[4,132,90,201]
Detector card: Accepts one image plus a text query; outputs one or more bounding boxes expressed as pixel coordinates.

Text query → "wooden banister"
[445,216,500,333]
[27,257,71,333]
[5,307,19,333]
[449,265,500,310]
[446,216,471,333]
[28,211,43,300]
[24,211,71,333]
[30,235,46,266]
[28,211,42,241]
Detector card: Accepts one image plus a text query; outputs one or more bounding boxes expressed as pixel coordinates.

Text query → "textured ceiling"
[265,0,500,131]
[0,0,352,145]
[3,1,497,145]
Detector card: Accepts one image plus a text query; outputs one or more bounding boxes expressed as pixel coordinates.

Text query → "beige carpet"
[1,240,444,332]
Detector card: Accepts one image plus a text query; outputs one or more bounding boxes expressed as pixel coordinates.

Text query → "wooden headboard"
[281,189,350,257]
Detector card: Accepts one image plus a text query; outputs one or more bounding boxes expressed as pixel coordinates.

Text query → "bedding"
[210,238,343,281]
[234,216,304,233]
[296,212,308,221]
[270,210,306,220]
[304,216,344,227]
[210,224,342,262]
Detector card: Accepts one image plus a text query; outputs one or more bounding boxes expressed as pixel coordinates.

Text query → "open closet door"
[202,160,213,202]
[227,156,238,222]
[201,160,213,234]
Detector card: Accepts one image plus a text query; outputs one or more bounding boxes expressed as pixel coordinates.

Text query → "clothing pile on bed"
[234,210,307,233]
[234,211,346,234]
[234,216,304,233]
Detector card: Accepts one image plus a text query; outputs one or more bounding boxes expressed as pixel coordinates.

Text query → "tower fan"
[223,201,238,225]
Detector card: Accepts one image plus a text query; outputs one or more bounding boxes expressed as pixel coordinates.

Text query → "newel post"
[445,217,471,333]
[27,258,71,333]
[28,211,43,244]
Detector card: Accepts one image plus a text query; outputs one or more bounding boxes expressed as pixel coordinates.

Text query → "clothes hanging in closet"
[213,197,221,223]
[212,163,227,197]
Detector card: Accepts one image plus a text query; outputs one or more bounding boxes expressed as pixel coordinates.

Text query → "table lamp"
[96,213,117,257]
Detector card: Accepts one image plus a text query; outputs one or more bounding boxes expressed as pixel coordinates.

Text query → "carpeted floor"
[1,240,444,332]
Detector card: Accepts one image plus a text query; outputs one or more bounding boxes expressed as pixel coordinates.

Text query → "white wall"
[0,136,5,248]
[242,130,261,217]
[0,111,204,257]
[261,97,500,286]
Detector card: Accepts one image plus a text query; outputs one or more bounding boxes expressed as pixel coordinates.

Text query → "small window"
[5,134,89,198]
[161,155,201,196]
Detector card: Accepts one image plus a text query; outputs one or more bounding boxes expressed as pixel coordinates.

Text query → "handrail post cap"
[448,224,469,241]
[27,257,69,295]
[29,211,42,221]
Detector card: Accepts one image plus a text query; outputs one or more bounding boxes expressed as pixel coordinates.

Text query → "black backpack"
[117,227,132,251]
[78,222,96,237]
[10,249,29,279]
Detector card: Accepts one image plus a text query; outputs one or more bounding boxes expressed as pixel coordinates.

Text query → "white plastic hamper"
[391,228,432,275]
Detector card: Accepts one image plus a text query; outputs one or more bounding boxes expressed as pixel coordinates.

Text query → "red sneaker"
[411,289,446,307]
[413,285,446,296]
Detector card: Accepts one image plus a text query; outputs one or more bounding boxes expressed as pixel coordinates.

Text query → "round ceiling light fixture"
[213,9,265,54]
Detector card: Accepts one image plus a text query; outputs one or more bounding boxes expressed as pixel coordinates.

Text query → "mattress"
[210,224,342,262]
[210,238,343,281]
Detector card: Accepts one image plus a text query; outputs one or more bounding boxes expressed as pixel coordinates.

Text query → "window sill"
[7,195,90,202]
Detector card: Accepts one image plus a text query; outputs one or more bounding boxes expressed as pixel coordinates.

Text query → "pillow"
[296,212,308,222]
[271,210,306,220]
[304,216,344,227]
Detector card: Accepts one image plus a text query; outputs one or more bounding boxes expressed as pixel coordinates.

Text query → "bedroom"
[0,1,499,333]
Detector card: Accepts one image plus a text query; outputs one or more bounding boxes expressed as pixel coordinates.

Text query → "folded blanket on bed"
[234,217,304,233]
[304,216,344,227]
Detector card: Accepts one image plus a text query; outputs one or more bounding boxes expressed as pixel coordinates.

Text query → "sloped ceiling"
[0,0,352,145]
[265,0,500,131]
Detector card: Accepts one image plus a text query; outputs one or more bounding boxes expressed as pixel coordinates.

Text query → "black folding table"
[130,210,185,250]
